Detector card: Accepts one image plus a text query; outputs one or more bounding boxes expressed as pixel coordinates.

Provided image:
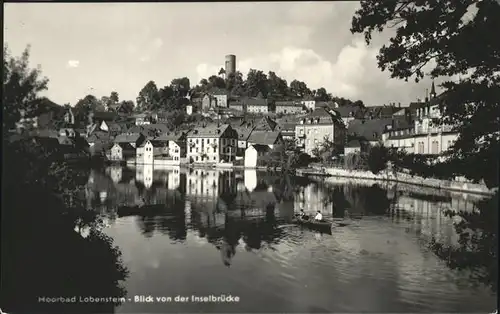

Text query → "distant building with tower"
[225,54,236,77]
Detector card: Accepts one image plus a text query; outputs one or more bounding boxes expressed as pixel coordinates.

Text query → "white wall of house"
[244,146,259,168]
[295,124,340,155]
[110,144,123,160]
[214,94,228,107]
[384,132,458,155]
[301,100,316,111]
[186,105,193,115]
[187,135,236,163]
[247,105,268,114]
[276,106,302,115]
[136,141,154,164]
[344,146,361,155]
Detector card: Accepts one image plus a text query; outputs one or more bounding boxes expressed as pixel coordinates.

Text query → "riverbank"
[296,167,496,196]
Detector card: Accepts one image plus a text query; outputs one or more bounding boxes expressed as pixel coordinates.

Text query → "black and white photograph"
[2,1,499,313]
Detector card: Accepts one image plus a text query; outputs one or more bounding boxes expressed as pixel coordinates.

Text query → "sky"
[4,2,440,107]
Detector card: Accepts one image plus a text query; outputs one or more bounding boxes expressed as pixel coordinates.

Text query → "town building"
[330,103,363,127]
[114,131,146,148]
[186,124,238,163]
[347,118,403,147]
[295,108,346,155]
[232,122,256,156]
[382,82,459,155]
[210,89,229,108]
[228,101,244,112]
[133,113,151,126]
[247,131,283,149]
[300,97,316,111]
[245,98,269,114]
[136,139,164,164]
[344,139,362,155]
[275,101,303,115]
[244,144,270,168]
[110,142,135,161]
[154,131,187,165]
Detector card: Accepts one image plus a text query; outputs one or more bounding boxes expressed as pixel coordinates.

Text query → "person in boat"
[298,209,310,220]
[314,210,323,222]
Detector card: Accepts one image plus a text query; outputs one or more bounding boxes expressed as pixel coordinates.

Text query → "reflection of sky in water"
[89,166,495,313]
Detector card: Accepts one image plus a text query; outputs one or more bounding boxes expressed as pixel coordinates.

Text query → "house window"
[213,156,216,161]
[196,157,199,161]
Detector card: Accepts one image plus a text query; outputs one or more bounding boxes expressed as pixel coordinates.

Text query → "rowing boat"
[292,217,333,233]
[117,204,164,217]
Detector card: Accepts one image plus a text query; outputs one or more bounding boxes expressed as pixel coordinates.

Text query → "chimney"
[398,102,401,108]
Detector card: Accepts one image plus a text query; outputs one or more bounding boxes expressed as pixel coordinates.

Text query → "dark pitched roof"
[333,105,362,118]
[87,131,111,143]
[246,98,268,106]
[93,111,117,121]
[187,124,232,138]
[301,108,344,126]
[346,139,361,148]
[114,132,144,143]
[254,117,278,131]
[347,118,405,141]
[247,131,281,145]
[143,123,169,133]
[209,88,229,96]
[249,144,270,153]
[276,101,302,107]
[154,131,185,142]
[233,125,255,140]
[115,142,135,151]
[106,122,123,132]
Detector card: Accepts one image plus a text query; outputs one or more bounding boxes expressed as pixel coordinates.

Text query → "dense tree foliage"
[367,144,390,174]
[2,45,128,313]
[351,0,500,188]
[3,44,49,133]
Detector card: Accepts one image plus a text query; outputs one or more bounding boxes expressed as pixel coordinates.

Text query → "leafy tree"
[351,0,500,188]
[199,78,208,86]
[290,79,311,98]
[74,94,103,127]
[136,80,159,111]
[226,71,245,96]
[207,75,226,90]
[367,144,389,174]
[218,68,226,77]
[246,69,268,97]
[266,71,289,99]
[170,77,190,97]
[3,44,49,133]
[315,87,331,101]
[2,45,128,313]
[118,100,134,114]
[110,91,119,103]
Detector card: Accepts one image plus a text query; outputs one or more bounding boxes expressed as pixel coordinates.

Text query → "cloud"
[67,60,80,68]
[195,39,396,102]
[127,35,164,63]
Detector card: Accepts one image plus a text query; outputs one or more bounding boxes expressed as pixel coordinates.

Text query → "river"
[86,165,497,313]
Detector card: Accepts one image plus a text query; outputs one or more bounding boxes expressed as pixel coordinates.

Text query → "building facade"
[295,108,346,155]
[186,124,238,163]
[275,101,303,115]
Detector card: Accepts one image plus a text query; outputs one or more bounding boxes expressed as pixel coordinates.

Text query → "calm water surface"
[87,165,497,313]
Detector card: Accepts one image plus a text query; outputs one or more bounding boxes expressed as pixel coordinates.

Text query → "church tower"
[430,80,436,99]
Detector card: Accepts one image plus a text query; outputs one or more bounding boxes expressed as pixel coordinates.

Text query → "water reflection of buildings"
[390,193,477,248]
[295,184,334,215]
